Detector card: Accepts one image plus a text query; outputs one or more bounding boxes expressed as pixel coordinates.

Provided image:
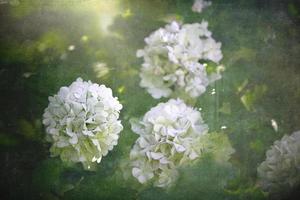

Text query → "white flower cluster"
[137,21,223,99]
[257,131,300,196]
[130,99,208,187]
[43,78,123,170]
[192,0,212,13]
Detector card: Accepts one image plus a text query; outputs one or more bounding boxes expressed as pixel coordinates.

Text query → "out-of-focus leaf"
[203,132,235,164]
[219,102,231,114]
[18,119,42,141]
[249,140,264,153]
[0,133,19,146]
[118,85,126,94]
[31,159,65,196]
[37,31,67,54]
[225,184,266,200]
[237,79,249,93]
[160,14,183,23]
[288,3,299,16]
[240,84,268,111]
[168,155,235,200]
[229,48,256,65]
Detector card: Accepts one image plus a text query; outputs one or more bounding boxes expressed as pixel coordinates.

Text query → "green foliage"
[226,180,266,200]
[169,155,235,200]
[240,84,268,111]
[219,102,231,114]
[0,133,19,146]
[18,119,43,141]
[31,159,66,198]
[288,3,299,17]
[204,132,235,164]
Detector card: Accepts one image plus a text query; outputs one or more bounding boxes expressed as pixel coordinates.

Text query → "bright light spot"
[217,65,225,73]
[211,88,216,95]
[98,1,121,35]
[198,108,202,111]
[81,35,89,42]
[118,86,125,94]
[271,119,278,132]
[68,45,75,51]
[221,125,227,130]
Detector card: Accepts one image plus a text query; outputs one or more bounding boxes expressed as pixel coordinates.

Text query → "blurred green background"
[0,0,300,199]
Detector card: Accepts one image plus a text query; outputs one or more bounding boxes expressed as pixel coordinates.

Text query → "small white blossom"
[257,131,300,197]
[271,119,278,132]
[221,125,227,130]
[43,78,123,170]
[192,0,212,13]
[137,21,223,100]
[130,99,208,187]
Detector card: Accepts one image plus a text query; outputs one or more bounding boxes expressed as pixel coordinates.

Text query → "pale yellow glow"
[50,0,122,36]
[97,0,121,35]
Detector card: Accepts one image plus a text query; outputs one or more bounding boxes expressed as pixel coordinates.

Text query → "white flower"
[130,99,208,187]
[192,0,212,13]
[137,21,223,100]
[257,131,300,197]
[43,78,123,170]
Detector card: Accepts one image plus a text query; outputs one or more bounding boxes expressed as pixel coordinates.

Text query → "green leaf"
[0,133,19,146]
[219,102,232,114]
[240,84,268,111]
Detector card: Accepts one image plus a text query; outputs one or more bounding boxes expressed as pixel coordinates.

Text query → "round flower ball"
[137,21,223,100]
[130,99,208,187]
[257,131,300,197]
[43,78,123,170]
